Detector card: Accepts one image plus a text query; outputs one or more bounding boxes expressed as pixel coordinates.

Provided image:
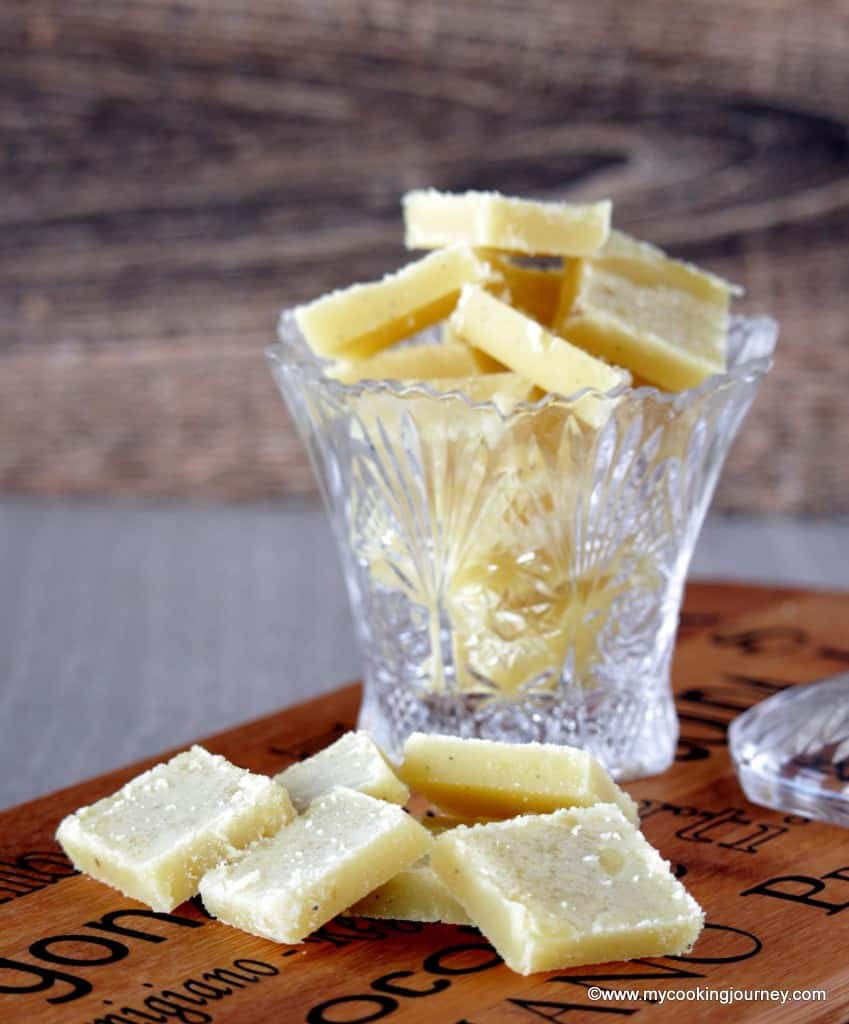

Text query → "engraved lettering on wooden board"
[0,585,847,1022]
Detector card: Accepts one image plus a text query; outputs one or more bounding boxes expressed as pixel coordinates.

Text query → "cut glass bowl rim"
[268,310,778,420]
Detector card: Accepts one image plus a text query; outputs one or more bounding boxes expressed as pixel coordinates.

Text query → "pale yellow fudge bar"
[199,787,431,944]
[554,230,740,392]
[432,805,704,974]
[274,731,409,813]
[294,246,492,360]
[403,189,611,257]
[56,746,295,912]
[349,856,470,925]
[450,285,629,427]
[399,733,638,823]
[329,341,493,384]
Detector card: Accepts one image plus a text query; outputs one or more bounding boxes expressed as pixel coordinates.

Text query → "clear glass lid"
[729,673,849,828]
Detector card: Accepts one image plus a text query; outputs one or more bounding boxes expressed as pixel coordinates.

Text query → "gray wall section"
[0,501,358,811]
[1,499,846,810]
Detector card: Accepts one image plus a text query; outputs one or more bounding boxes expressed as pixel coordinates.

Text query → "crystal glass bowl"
[268,314,777,779]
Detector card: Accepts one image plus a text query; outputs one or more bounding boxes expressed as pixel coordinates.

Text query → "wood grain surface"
[2,582,849,1022]
[1,2,849,512]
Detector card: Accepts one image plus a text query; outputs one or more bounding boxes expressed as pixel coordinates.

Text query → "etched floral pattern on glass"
[268,314,776,779]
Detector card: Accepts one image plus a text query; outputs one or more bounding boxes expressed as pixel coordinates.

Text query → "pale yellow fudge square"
[274,731,409,813]
[403,189,611,257]
[55,745,295,912]
[431,805,704,974]
[399,733,638,823]
[555,230,740,392]
[449,285,629,427]
[349,856,470,925]
[199,787,432,944]
[294,246,492,360]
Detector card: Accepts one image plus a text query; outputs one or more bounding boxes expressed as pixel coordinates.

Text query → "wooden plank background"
[1,0,848,513]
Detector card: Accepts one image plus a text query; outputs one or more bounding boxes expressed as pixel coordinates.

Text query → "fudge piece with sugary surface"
[274,731,409,813]
[431,805,704,974]
[554,229,740,392]
[399,733,638,823]
[294,246,492,360]
[450,285,629,427]
[55,745,295,912]
[403,190,611,257]
[199,787,431,944]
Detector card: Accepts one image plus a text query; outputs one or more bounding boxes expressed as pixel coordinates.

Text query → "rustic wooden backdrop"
[1,1,848,514]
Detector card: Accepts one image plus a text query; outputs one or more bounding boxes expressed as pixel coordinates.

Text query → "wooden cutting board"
[2,582,848,1024]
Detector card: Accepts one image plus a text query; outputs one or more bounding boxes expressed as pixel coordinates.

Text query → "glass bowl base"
[358,679,678,781]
